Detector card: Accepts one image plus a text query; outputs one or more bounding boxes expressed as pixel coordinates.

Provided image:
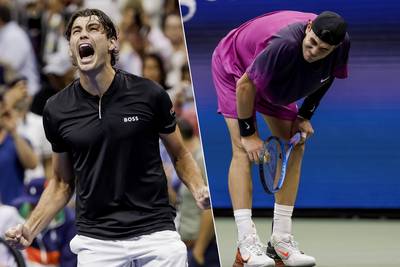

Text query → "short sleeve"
[42,102,68,153]
[156,88,176,134]
[333,33,350,79]
[246,39,295,98]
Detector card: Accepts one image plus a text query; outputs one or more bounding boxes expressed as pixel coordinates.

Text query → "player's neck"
[79,65,116,96]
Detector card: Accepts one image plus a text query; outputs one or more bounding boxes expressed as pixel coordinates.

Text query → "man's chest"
[57,99,156,149]
[268,58,333,102]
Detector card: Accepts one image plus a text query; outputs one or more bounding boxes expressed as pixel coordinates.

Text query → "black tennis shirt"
[43,69,177,239]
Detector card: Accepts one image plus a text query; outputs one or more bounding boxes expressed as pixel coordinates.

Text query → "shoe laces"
[240,233,265,256]
[286,235,301,253]
[255,235,267,251]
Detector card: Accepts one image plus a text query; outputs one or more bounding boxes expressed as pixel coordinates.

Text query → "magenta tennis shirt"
[212,10,349,109]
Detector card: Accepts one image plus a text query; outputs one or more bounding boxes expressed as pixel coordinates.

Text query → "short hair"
[65,9,119,66]
[143,53,168,90]
[0,4,11,23]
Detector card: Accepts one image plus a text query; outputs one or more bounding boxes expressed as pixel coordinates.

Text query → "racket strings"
[263,139,283,190]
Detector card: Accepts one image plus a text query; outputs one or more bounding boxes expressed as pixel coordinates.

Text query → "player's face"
[302,24,336,63]
[164,14,184,45]
[143,57,162,83]
[68,15,116,73]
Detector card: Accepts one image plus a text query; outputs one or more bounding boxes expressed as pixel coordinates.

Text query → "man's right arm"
[236,73,264,163]
[5,152,75,249]
[236,73,256,119]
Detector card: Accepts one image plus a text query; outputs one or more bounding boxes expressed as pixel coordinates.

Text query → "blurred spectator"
[163,12,187,87]
[176,118,220,267]
[118,0,144,42]
[0,205,24,234]
[164,0,180,15]
[0,3,40,95]
[42,0,68,67]
[31,42,75,116]
[0,84,38,205]
[0,204,25,266]
[146,11,174,66]
[172,63,195,118]
[84,0,124,25]
[13,79,53,183]
[22,0,44,64]
[12,178,77,267]
[142,0,164,28]
[180,63,194,101]
[142,53,169,90]
[118,0,173,76]
[117,22,145,76]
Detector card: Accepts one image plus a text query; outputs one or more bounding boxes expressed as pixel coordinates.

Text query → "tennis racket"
[259,132,301,194]
[0,237,26,267]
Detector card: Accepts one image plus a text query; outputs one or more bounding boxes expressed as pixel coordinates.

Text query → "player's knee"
[232,144,248,159]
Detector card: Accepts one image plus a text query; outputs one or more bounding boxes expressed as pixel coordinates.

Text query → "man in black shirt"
[5,9,210,266]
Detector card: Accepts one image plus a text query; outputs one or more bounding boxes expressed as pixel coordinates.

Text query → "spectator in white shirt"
[0,3,39,96]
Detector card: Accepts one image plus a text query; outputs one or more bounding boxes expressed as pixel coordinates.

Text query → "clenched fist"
[193,186,211,210]
[4,224,33,250]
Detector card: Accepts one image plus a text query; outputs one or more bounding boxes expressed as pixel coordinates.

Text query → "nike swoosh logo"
[321,76,330,83]
[245,122,250,130]
[276,248,289,258]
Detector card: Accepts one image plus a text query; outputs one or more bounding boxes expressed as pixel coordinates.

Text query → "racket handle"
[289,132,302,145]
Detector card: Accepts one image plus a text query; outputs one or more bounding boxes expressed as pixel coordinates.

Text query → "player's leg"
[69,235,130,267]
[261,114,315,267]
[225,117,275,267]
[225,117,253,210]
[212,50,274,266]
[211,49,257,242]
[262,115,303,206]
[131,230,187,267]
[211,50,257,242]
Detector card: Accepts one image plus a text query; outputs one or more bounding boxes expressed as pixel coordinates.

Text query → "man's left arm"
[296,35,350,139]
[160,129,210,210]
[298,78,334,121]
[293,78,334,142]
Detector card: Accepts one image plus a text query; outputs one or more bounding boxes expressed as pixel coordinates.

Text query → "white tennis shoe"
[270,234,316,267]
[233,233,275,267]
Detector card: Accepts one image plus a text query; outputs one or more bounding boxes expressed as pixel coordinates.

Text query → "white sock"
[273,203,294,236]
[234,209,255,241]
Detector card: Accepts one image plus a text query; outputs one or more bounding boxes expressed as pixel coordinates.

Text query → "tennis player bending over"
[211,11,350,267]
[5,9,210,267]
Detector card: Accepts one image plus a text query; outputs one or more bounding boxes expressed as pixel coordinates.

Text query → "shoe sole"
[267,243,315,267]
[233,262,275,267]
[274,259,316,267]
[280,263,315,267]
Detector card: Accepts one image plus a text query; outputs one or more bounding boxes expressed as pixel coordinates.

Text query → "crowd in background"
[0,0,219,266]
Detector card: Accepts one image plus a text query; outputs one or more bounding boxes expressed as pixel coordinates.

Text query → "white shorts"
[69,230,187,267]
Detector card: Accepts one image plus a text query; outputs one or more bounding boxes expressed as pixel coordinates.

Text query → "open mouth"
[79,43,95,59]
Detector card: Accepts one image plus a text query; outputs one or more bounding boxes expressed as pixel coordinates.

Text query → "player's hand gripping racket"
[259,132,301,194]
